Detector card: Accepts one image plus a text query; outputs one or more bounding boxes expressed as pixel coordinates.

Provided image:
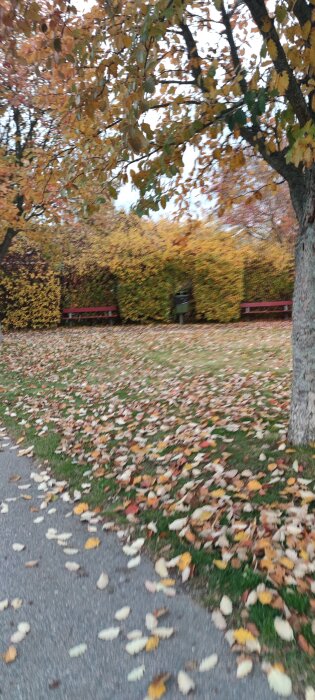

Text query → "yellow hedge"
[184,231,244,322]
[106,226,188,322]
[0,240,60,330]
[243,242,294,302]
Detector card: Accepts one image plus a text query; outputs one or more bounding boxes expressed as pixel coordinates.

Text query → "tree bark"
[289,177,315,444]
[0,227,17,267]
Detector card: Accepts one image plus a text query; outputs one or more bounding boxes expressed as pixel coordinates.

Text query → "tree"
[0,1,108,264]
[213,158,298,247]
[51,0,313,445]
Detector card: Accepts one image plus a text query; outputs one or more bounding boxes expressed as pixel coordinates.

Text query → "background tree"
[213,158,298,247]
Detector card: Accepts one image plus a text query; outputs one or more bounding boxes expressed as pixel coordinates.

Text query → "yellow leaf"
[267,39,278,60]
[178,552,192,572]
[233,628,255,645]
[214,560,228,570]
[160,578,176,587]
[73,502,89,515]
[247,480,262,491]
[276,71,289,95]
[258,590,273,605]
[146,635,160,652]
[280,556,294,570]
[3,646,17,663]
[210,488,226,498]
[268,463,277,471]
[147,673,169,699]
[84,537,101,550]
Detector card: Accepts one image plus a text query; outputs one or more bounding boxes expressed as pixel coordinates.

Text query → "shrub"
[61,265,116,308]
[185,231,244,322]
[243,242,294,302]
[0,240,60,330]
[106,226,188,322]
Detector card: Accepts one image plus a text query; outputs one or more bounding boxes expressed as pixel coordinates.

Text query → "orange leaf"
[73,502,89,515]
[146,635,160,652]
[147,673,169,699]
[3,646,17,663]
[84,537,100,550]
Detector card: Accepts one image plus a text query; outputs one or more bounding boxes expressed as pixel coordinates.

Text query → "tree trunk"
[0,227,17,266]
[289,190,315,444]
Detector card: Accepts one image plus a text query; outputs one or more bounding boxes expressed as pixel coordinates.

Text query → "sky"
[75,0,209,221]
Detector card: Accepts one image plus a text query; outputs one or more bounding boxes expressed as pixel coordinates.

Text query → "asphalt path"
[0,426,292,700]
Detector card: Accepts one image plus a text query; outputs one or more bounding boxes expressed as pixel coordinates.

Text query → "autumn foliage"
[0,238,60,330]
[0,215,295,329]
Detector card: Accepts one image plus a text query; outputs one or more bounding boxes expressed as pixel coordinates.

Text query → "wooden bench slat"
[62,305,118,323]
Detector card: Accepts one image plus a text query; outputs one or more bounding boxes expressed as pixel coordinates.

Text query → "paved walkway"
[0,427,291,700]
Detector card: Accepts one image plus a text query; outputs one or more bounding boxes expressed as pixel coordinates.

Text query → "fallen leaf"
[211,609,227,631]
[155,558,169,578]
[96,572,109,590]
[115,606,131,621]
[247,480,262,491]
[233,628,255,645]
[146,635,159,652]
[169,517,188,531]
[12,543,25,552]
[128,664,145,682]
[84,537,100,550]
[126,637,148,655]
[199,653,218,671]
[146,613,158,631]
[267,667,292,697]
[65,561,80,572]
[178,552,192,572]
[127,555,141,568]
[155,627,174,639]
[2,645,17,663]
[178,670,195,695]
[147,673,169,699]
[237,658,253,678]
[274,617,294,642]
[69,643,87,658]
[258,590,273,605]
[98,627,120,641]
[298,633,314,656]
[213,560,227,570]
[73,502,89,515]
[25,560,39,568]
[220,595,233,616]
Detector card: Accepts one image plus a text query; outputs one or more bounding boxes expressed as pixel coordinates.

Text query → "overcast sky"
[75,0,209,220]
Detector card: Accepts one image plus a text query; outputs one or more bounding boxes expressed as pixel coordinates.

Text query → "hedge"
[243,242,294,302]
[185,232,244,322]
[0,240,60,330]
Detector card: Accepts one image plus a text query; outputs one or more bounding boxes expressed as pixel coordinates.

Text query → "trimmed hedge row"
[0,233,294,329]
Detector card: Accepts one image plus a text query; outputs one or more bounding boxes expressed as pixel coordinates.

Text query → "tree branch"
[0,227,17,266]
[244,0,310,126]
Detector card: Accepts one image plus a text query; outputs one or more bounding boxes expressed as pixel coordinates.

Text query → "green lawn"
[1,322,314,693]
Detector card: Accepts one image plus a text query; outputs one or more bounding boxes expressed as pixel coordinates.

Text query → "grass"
[0,321,314,693]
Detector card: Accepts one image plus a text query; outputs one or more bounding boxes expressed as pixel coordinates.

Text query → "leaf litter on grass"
[1,323,315,694]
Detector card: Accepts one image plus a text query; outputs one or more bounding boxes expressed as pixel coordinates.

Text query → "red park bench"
[62,305,118,325]
[240,300,292,317]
